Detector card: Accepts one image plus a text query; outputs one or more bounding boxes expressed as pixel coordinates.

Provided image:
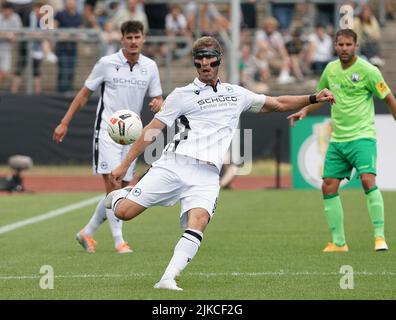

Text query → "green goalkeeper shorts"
[323,138,377,180]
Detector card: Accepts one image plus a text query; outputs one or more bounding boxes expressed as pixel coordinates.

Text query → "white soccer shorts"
[125,152,220,228]
[93,130,136,182]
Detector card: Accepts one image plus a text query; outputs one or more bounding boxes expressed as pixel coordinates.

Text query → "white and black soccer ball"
[107,109,143,145]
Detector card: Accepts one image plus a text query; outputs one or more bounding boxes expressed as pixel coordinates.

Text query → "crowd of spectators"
[0,0,393,94]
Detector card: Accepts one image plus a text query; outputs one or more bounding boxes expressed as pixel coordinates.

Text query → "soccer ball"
[107,109,143,145]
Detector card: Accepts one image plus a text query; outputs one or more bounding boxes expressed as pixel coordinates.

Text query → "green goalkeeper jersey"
[317,57,390,142]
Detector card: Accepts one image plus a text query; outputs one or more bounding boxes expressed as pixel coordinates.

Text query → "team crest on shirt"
[115,65,120,72]
[100,161,108,170]
[132,188,142,197]
[194,89,200,95]
[226,86,234,93]
[140,68,148,75]
[351,73,360,82]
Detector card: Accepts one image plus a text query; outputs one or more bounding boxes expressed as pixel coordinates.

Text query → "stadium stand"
[0,0,394,95]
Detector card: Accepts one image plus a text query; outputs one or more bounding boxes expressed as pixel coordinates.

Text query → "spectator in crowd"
[0,2,22,85]
[54,0,83,93]
[239,43,269,94]
[385,0,394,20]
[254,16,294,84]
[11,1,58,94]
[285,27,305,81]
[305,23,333,75]
[144,1,168,33]
[101,21,120,56]
[47,0,64,13]
[185,0,229,36]
[83,0,99,28]
[165,4,188,37]
[7,0,32,26]
[271,1,295,32]
[164,4,191,59]
[110,0,148,32]
[96,0,120,28]
[239,0,256,44]
[141,2,169,60]
[354,4,385,67]
[316,2,335,28]
[241,0,257,30]
[8,0,32,93]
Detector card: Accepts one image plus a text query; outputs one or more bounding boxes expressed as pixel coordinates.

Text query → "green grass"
[0,190,395,299]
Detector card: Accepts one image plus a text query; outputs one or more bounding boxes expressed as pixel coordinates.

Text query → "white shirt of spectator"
[185,1,223,20]
[308,32,333,62]
[85,49,162,131]
[155,77,266,171]
[255,30,285,49]
[110,7,149,34]
[165,12,187,34]
[0,12,22,50]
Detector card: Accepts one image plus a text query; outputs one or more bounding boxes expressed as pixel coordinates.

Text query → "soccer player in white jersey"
[52,21,163,254]
[106,36,335,290]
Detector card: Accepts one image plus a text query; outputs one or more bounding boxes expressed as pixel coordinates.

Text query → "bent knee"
[322,178,340,195]
[361,175,376,191]
[188,209,210,230]
[112,200,130,221]
[114,206,129,221]
[114,199,145,221]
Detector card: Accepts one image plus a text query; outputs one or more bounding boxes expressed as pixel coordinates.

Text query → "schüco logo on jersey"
[197,95,237,108]
[113,78,148,87]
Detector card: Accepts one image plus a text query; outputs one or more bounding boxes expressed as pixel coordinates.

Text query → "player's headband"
[192,48,221,68]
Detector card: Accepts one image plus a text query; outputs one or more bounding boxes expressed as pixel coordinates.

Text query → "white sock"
[160,228,203,281]
[106,208,125,247]
[83,197,107,236]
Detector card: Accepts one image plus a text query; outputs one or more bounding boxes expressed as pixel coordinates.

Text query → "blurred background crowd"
[0,0,394,95]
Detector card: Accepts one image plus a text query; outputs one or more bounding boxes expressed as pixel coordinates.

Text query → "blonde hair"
[192,36,222,54]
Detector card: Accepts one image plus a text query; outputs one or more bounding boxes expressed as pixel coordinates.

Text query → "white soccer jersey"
[84,49,162,177]
[85,49,162,132]
[155,78,266,171]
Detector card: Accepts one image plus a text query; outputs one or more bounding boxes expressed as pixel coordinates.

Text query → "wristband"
[309,94,317,104]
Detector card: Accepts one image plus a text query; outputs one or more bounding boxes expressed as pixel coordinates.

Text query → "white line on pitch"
[1,271,395,281]
[0,195,103,235]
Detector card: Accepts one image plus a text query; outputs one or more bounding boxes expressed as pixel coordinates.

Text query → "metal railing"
[0,29,195,95]
[0,28,103,94]
[0,0,388,95]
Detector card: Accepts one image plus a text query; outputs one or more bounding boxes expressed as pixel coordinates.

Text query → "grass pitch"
[0,190,395,300]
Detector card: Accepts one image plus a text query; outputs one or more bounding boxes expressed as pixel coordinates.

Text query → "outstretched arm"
[260,88,335,113]
[111,118,166,183]
[52,86,93,143]
[287,102,325,126]
[384,92,396,121]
